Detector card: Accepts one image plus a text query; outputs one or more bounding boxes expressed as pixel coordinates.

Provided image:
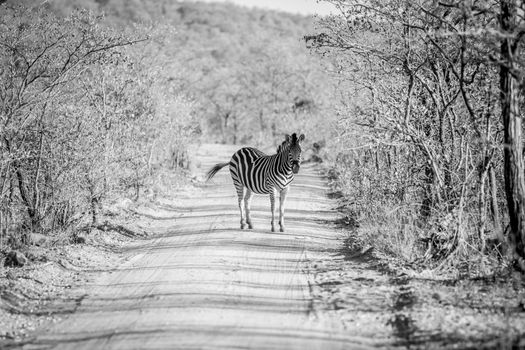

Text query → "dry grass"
[356,208,421,263]
[337,195,512,278]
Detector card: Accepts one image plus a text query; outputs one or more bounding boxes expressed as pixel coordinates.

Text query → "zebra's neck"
[277,146,293,175]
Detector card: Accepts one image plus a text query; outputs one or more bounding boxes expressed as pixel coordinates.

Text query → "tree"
[309,0,524,267]
[0,4,198,245]
[0,6,139,233]
[499,0,525,262]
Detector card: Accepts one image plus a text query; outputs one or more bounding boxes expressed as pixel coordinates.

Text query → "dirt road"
[21,144,382,349]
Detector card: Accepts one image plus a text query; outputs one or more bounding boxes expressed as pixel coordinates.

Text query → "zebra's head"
[285,133,305,174]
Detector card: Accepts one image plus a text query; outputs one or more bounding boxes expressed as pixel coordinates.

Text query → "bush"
[311,1,518,275]
[0,5,197,247]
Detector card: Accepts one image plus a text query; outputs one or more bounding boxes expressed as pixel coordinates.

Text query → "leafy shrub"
[0,5,197,247]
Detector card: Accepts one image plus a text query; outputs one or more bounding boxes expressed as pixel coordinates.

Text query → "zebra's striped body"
[206,133,305,232]
[229,147,294,195]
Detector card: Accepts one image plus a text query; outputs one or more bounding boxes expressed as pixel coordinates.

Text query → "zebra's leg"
[244,188,253,229]
[236,185,246,229]
[270,189,276,232]
[278,186,289,232]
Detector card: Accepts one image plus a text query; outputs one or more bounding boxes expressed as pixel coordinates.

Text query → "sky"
[196,0,337,16]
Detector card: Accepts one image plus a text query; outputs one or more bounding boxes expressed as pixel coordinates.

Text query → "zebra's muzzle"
[292,161,300,174]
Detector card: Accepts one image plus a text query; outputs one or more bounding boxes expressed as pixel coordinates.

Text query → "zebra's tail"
[205,162,230,182]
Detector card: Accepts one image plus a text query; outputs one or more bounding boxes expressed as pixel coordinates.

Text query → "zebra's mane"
[276,141,288,154]
[276,133,300,154]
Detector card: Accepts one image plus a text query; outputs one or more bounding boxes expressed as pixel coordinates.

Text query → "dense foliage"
[33,0,335,146]
[0,1,335,248]
[6,0,521,276]
[310,0,525,274]
[0,4,198,246]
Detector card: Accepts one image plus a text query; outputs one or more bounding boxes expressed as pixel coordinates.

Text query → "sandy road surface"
[22,144,376,349]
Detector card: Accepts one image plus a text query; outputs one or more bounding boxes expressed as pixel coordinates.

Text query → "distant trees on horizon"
[0,0,336,248]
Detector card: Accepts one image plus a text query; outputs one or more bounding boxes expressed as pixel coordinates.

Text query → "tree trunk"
[4,138,39,234]
[479,162,489,250]
[232,114,238,145]
[222,111,230,144]
[489,165,502,232]
[15,167,39,237]
[500,0,525,260]
[420,162,434,219]
[258,110,265,132]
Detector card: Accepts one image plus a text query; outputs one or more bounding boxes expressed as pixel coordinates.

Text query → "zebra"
[205,133,305,232]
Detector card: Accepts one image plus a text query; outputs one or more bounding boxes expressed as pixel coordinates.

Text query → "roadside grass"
[355,208,421,264]
[346,208,511,278]
[319,161,525,348]
[146,166,194,200]
[324,164,514,280]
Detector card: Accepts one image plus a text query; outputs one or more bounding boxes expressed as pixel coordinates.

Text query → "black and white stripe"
[206,133,305,232]
[229,146,294,195]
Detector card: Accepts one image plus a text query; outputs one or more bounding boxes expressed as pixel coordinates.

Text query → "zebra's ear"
[298,134,305,142]
[285,134,291,143]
